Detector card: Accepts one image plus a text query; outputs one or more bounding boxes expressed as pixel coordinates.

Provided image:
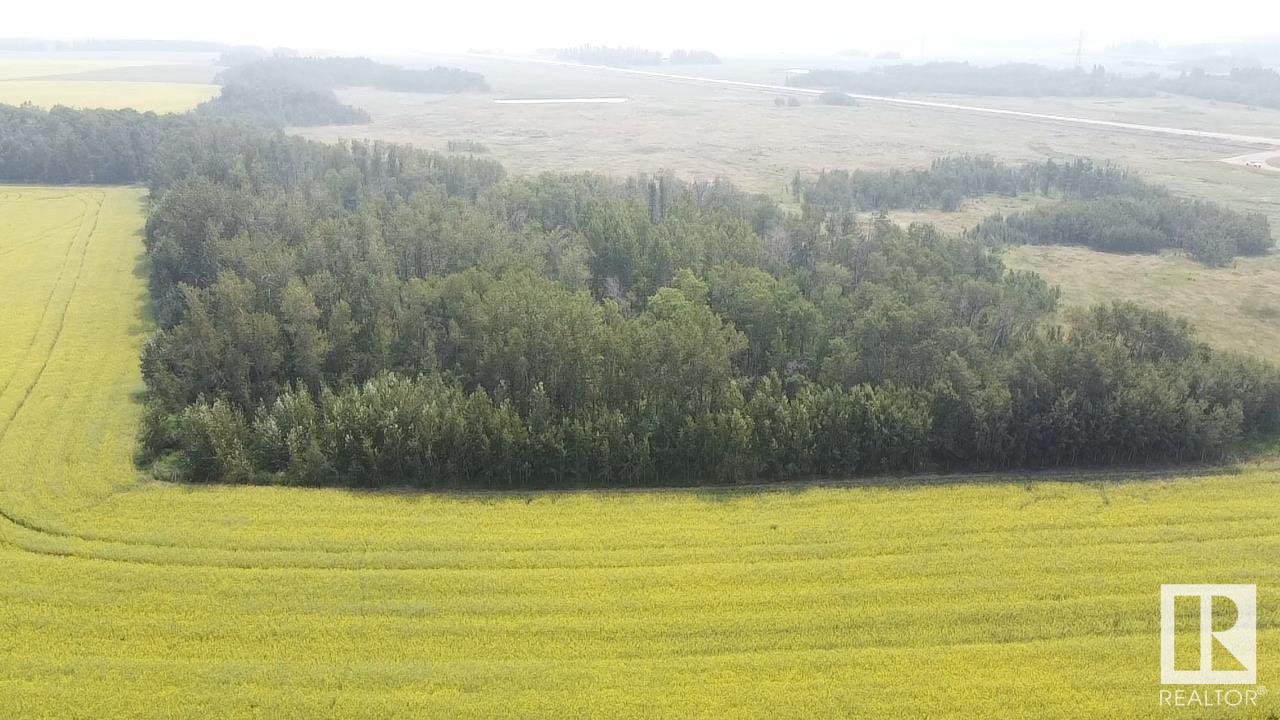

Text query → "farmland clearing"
[0,55,218,112]
[0,80,219,112]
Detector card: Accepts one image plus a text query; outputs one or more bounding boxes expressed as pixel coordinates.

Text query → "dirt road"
[1223,149,1280,172]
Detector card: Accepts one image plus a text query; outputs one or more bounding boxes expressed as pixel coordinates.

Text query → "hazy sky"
[6,0,1279,57]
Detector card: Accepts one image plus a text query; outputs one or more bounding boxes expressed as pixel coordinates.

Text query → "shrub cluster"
[788,61,1280,110]
[794,156,1273,263]
[973,196,1273,266]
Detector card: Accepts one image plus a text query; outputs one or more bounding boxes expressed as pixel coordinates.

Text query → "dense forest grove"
[1,95,1278,488]
[199,57,488,126]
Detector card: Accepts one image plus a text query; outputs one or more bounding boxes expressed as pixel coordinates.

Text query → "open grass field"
[2,185,1280,717]
[878,193,1057,233]
[297,55,1280,226]
[1003,245,1280,364]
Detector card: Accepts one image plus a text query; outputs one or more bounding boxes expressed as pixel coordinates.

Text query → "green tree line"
[199,57,488,127]
[2,104,1277,488]
[973,196,1272,266]
[793,156,1149,211]
[788,63,1153,97]
[789,61,1280,110]
[793,156,1273,265]
[1159,67,1280,109]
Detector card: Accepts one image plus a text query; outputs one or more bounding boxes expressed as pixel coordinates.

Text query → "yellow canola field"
[1,186,1277,718]
[0,80,217,113]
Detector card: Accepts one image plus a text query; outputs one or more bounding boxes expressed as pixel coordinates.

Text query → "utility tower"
[1075,30,1084,69]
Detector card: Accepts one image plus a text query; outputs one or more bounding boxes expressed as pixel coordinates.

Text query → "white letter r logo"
[1160,584,1256,685]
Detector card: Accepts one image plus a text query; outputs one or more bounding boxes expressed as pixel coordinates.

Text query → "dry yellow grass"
[1003,245,1280,364]
[1,185,1278,718]
[878,193,1056,233]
